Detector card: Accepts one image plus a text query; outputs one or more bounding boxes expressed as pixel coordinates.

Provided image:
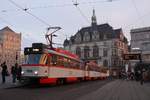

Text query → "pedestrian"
[0,62,8,83]
[130,72,134,80]
[135,71,139,81]
[11,65,17,83]
[17,65,22,82]
[140,68,146,85]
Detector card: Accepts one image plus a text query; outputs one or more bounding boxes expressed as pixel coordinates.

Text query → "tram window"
[67,59,71,67]
[57,56,63,66]
[51,55,57,66]
[71,60,76,68]
[39,54,47,64]
[46,56,50,65]
[71,60,79,69]
[79,62,84,70]
[64,61,68,67]
[63,57,69,67]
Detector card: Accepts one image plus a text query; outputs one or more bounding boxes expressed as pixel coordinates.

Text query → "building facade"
[131,27,150,63]
[64,9,128,69]
[0,26,21,70]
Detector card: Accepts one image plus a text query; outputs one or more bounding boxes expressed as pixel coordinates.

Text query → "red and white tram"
[21,43,107,84]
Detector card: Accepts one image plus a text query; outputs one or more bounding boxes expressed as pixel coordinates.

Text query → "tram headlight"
[21,71,24,75]
[34,71,38,75]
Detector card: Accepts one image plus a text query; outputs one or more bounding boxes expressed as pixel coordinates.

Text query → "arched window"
[93,45,99,57]
[103,59,108,67]
[84,46,90,58]
[76,47,81,57]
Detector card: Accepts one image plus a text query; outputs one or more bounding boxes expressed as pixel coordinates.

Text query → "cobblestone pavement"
[0,79,111,100]
[77,80,150,100]
[0,75,20,89]
[0,76,150,100]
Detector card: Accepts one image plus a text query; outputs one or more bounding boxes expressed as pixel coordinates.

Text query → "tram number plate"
[26,70,33,73]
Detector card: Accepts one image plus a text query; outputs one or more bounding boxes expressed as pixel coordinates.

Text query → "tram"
[21,43,108,84]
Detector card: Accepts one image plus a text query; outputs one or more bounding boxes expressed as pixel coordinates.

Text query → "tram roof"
[46,49,81,62]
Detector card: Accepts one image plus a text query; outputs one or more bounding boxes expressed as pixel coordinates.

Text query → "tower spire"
[91,9,97,26]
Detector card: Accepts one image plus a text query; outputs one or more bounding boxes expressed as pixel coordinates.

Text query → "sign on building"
[123,54,141,60]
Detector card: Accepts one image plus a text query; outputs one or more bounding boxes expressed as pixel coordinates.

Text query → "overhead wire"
[7,0,51,27]
[71,0,118,24]
[6,0,143,45]
[72,0,90,24]
[75,6,90,24]
[0,6,38,45]
[124,9,150,30]
[1,0,118,13]
[122,0,149,31]
[131,0,141,18]
[131,0,145,26]
[0,18,36,47]
[7,0,58,46]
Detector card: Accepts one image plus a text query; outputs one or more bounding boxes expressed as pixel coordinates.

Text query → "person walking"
[140,68,146,85]
[0,62,8,83]
[17,65,22,82]
[11,65,17,83]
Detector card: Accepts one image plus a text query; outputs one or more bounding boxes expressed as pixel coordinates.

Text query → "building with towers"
[63,9,128,72]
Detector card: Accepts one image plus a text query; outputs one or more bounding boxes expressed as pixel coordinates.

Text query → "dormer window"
[75,33,81,43]
[104,34,107,40]
[92,31,99,40]
[84,32,90,42]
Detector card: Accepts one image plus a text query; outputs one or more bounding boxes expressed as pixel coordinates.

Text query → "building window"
[92,31,99,40]
[76,47,81,57]
[75,33,81,43]
[93,45,99,57]
[104,35,107,39]
[103,48,108,57]
[84,32,90,42]
[103,60,108,67]
[84,46,90,58]
[112,49,117,56]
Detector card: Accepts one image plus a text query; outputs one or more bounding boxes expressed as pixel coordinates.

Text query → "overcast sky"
[1,0,150,49]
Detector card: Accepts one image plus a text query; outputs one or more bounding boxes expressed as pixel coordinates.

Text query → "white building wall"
[131,27,150,64]
[65,40,114,67]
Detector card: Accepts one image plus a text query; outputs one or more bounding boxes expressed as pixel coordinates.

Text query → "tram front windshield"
[24,54,47,64]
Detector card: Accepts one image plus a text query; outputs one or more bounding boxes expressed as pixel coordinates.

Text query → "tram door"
[39,54,49,76]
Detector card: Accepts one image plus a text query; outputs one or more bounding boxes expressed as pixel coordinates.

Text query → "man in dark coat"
[1,62,7,83]
[11,65,17,83]
[17,65,22,82]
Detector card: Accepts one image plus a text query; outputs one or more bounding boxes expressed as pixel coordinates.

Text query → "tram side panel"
[48,66,84,79]
[89,71,101,80]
